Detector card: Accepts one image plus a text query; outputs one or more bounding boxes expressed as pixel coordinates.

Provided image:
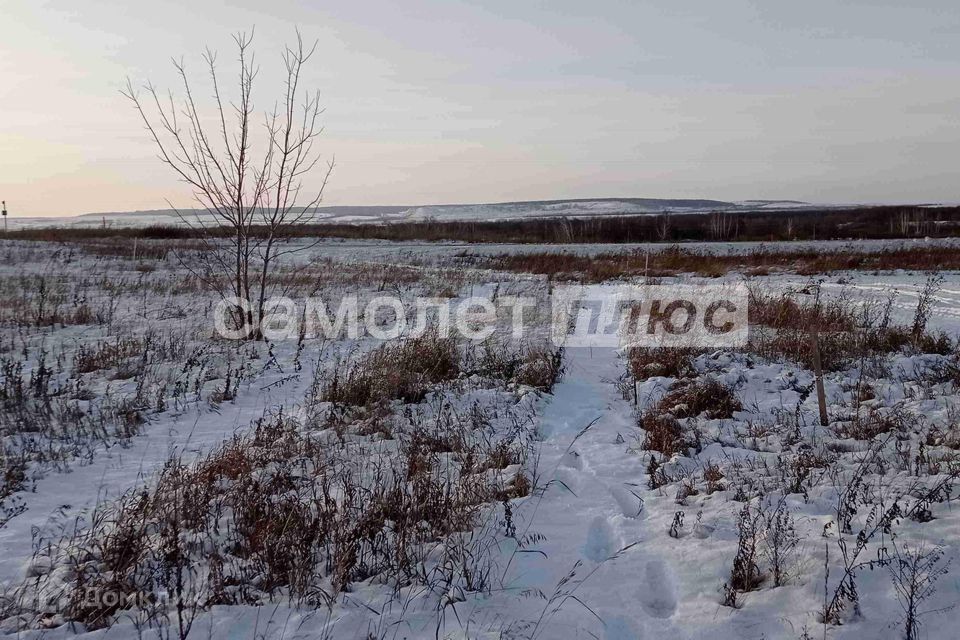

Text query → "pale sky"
[2,0,959,216]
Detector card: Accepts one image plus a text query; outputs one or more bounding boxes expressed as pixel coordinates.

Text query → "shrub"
[74,338,146,374]
[627,346,703,381]
[640,413,685,456]
[322,332,460,406]
[748,287,955,372]
[471,341,564,391]
[722,503,764,607]
[762,499,799,587]
[512,347,564,391]
[656,377,742,420]
[638,377,739,455]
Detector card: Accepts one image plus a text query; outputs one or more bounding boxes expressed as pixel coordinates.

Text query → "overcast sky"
[2,0,959,216]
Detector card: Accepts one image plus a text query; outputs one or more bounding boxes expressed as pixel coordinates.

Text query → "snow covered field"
[1,236,959,639]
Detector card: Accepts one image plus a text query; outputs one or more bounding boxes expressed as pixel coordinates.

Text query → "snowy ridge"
[7,198,821,230]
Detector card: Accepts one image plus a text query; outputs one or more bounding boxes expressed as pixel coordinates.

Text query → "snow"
[0,352,315,585]
[2,236,960,639]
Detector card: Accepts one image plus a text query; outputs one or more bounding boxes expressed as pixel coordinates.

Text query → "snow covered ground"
[264,235,959,263]
[2,236,959,639]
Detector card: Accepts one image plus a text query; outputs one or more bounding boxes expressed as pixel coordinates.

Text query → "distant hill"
[13,198,818,230]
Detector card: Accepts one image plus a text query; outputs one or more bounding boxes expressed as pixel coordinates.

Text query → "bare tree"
[709,210,739,241]
[655,211,672,241]
[122,30,334,339]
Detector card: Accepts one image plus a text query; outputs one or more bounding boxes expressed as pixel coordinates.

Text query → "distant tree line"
[9,205,960,245]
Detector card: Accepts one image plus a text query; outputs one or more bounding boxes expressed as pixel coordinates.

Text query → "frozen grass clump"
[321,331,461,406]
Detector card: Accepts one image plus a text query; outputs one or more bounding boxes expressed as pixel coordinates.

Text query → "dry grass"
[834,406,910,441]
[77,238,209,261]
[19,392,534,631]
[73,337,147,374]
[639,377,741,455]
[747,288,954,372]
[657,377,743,420]
[640,413,686,456]
[321,332,461,407]
[473,245,960,282]
[628,346,705,381]
[321,333,564,412]
[470,341,565,391]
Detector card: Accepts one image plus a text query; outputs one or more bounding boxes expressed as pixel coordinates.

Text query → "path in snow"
[498,345,686,639]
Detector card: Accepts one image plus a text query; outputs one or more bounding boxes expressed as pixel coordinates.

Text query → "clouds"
[2,0,959,215]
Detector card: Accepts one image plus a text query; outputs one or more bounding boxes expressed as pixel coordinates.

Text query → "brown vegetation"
[628,346,705,381]
[639,377,741,455]
[23,393,533,631]
[748,288,953,372]
[475,244,960,282]
[321,332,461,406]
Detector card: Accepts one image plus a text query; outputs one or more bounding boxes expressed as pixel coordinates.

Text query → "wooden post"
[810,329,828,427]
